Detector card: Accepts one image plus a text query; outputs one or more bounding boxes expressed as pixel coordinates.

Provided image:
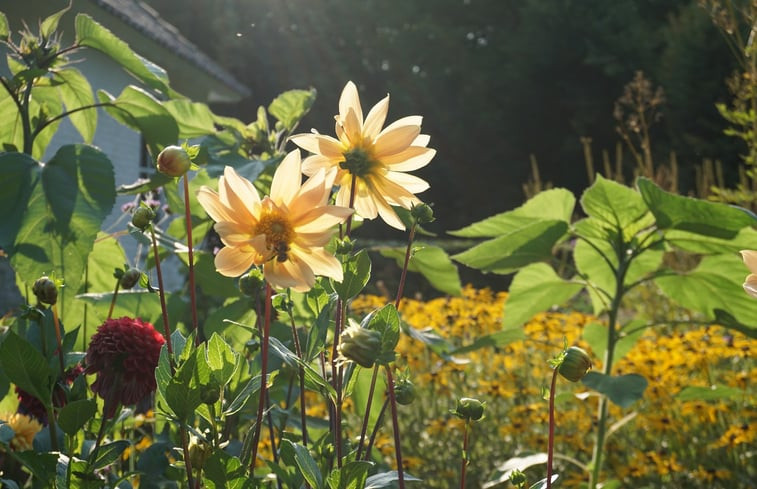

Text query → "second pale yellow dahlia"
[740,250,757,298]
[197,150,353,292]
[291,81,435,230]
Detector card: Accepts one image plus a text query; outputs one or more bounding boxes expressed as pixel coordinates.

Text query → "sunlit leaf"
[55,68,97,143]
[379,242,461,296]
[268,88,317,132]
[582,372,647,408]
[502,263,583,328]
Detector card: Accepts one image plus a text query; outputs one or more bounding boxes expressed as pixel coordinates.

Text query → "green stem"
[394,223,417,309]
[460,420,469,489]
[107,278,120,320]
[149,226,173,361]
[21,81,34,155]
[286,305,308,446]
[250,283,273,474]
[384,366,405,488]
[547,367,559,489]
[183,175,200,344]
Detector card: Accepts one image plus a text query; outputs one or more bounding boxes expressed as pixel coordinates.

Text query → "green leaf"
[116,171,174,195]
[451,328,524,355]
[664,227,757,254]
[0,87,23,152]
[675,385,744,401]
[327,461,373,489]
[165,353,203,423]
[55,68,97,143]
[580,174,648,232]
[348,365,386,433]
[365,471,422,488]
[332,249,371,300]
[57,399,97,435]
[164,99,217,138]
[655,254,757,338]
[582,320,646,362]
[638,177,755,238]
[502,263,583,329]
[450,188,575,237]
[379,243,461,296]
[268,89,317,132]
[364,304,400,365]
[97,86,178,156]
[11,452,57,484]
[90,440,130,470]
[528,475,559,489]
[306,301,334,363]
[75,14,174,96]
[224,374,261,416]
[40,3,71,39]
[0,152,37,249]
[206,333,238,387]
[0,331,54,406]
[281,440,323,489]
[77,291,162,329]
[581,372,647,408]
[0,12,9,40]
[204,450,251,489]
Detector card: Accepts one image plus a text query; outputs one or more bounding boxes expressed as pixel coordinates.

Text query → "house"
[0,0,250,314]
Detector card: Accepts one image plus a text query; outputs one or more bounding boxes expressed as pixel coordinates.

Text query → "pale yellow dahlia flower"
[1,412,42,451]
[291,81,435,230]
[740,250,757,298]
[197,150,353,292]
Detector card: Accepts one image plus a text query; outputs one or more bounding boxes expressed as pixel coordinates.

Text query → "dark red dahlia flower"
[85,317,165,417]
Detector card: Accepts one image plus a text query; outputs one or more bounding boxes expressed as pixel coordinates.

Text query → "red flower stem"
[182,175,199,344]
[330,300,347,468]
[384,366,405,488]
[460,420,469,489]
[363,397,389,460]
[356,364,380,460]
[51,304,65,376]
[106,278,120,320]
[287,311,308,446]
[180,425,195,488]
[547,367,559,489]
[394,223,417,309]
[250,283,273,474]
[149,226,173,362]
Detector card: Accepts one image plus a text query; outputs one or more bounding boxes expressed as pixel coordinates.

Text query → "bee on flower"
[291,81,435,230]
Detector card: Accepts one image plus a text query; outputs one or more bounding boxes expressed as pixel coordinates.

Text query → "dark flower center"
[340,147,377,177]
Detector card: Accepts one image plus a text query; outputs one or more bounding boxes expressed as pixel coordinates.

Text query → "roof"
[91,0,251,99]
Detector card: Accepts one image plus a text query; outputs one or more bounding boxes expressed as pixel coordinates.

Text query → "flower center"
[339,147,377,177]
[256,212,293,262]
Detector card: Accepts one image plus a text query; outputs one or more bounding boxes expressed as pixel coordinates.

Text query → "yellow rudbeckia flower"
[291,81,435,230]
[197,150,353,292]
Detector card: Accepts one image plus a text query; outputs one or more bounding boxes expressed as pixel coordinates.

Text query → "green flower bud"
[335,237,354,255]
[337,323,382,368]
[32,276,57,305]
[239,269,265,297]
[131,206,156,231]
[200,384,221,405]
[120,268,141,289]
[410,203,435,224]
[453,397,485,421]
[156,145,192,177]
[558,346,592,382]
[509,469,527,487]
[394,377,416,405]
[188,435,211,469]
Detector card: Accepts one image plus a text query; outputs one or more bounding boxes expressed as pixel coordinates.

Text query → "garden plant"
[0,5,755,489]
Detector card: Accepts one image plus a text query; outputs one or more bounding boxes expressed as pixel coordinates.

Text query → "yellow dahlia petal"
[299,247,344,281]
[744,273,757,298]
[295,205,354,233]
[214,246,257,277]
[413,134,431,147]
[339,81,363,124]
[375,196,406,231]
[741,250,757,274]
[379,115,423,134]
[374,124,422,158]
[385,171,430,194]
[271,150,302,207]
[214,221,255,246]
[197,187,233,222]
[341,108,364,146]
[223,166,261,210]
[363,94,390,139]
[220,169,257,222]
[383,146,436,172]
[291,133,344,159]
[301,154,341,176]
[289,169,331,219]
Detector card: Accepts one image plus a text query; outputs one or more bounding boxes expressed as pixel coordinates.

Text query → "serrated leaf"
[364,304,400,364]
[55,68,97,143]
[581,372,647,408]
[327,460,373,489]
[90,440,130,470]
[164,99,217,138]
[638,177,754,238]
[206,333,238,387]
[450,188,575,238]
[379,243,461,296]
[332,249,371,300]
[452,220,568,274]
[502,263,583,329]
[580,174,648,231]
[268,88,316,132]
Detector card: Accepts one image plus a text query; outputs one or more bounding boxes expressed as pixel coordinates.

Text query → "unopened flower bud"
[453,397,485,421]
[394,377,416,405]
[188,435,211,469]
[120,268,141,289]
[411,203,434,224]
[509,469,527,487]
[156,145,191,177]
[239,269,265,297]
[335,237,354,255]
[200,384,221,405]
[32,276,57,305]
[558,346,592,382]
[131,206,156,231]
[337,323,382,368]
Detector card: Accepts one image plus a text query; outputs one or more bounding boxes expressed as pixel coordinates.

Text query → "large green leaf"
[676,385,744,401]
[40,3,70,39]
[75,14,175,96]
[327,461,373,489]
[664,227,757,254]
[0,87,23,152]
[0,331,54,406]
[0,12,9,41]
[452,220,568,274]
[332,249,371,300]
[655,254,757,337]
[364,304,400,365]
[281,440,323,489]
[206,333,238,387]
[11,145,115,324]
[450,188,575,238]
[502,263,583,329]
[164,99,217,138]
[204,450,251,489]
[581,372,647,408]
[55,68,97,143]
[57,399,97,435]
[0,152,37,249]
[580,174,648,233]
[268,89,317,132]
[638,177,755,238]
[29,84,63,159]
[97,86,178,156]
[379,242,461,296]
